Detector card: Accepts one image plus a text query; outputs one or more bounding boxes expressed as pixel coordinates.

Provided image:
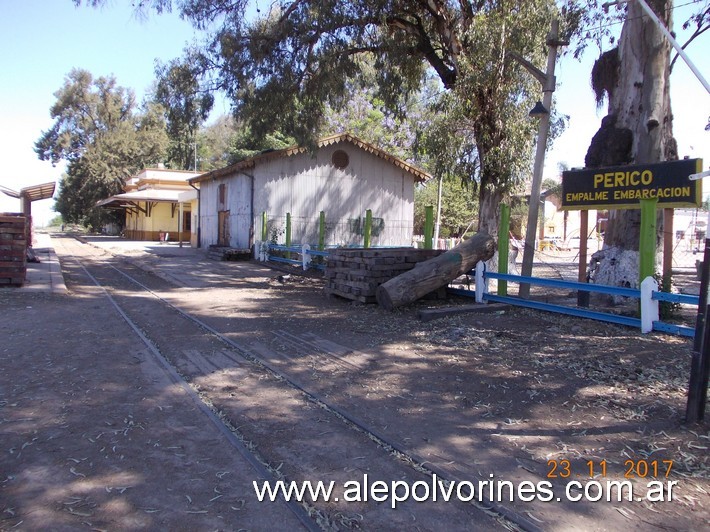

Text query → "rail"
[452,263,698,338]
[256,242,329,271]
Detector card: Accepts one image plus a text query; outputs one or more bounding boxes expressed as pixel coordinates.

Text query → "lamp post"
[513,19,564,299]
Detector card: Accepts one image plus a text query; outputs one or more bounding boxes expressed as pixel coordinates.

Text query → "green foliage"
[36,69,169,229]
[91,1,561,235]
[542,177,562,199]
[414,178,478,238]
[196,115,238,171]
[47,215,63,227]
[229,128,296,163]
[322,56,436,164]
[153,52,214,169]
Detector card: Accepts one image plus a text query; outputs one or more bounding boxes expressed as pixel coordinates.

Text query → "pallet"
[0,213,27,287]
[324,247,444,303]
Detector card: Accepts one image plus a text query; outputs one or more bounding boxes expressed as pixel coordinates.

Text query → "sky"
[0,0,708,226]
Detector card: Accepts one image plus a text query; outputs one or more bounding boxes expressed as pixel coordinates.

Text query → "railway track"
[61,237,539,531]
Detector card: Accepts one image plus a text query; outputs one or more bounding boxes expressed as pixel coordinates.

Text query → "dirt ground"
[1,233,708,531]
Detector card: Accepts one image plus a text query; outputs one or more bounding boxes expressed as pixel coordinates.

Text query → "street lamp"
[511,19,566,299]
[528,101,549,118]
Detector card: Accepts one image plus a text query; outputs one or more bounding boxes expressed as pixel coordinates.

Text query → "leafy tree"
[153,53,214,169]
[36,69,169,230]
[322,56,439,164]
[196,115,239,171]
[76,0,566,236]
[47,215,63,227]
[228,127,296,163]
[414,178,478,238]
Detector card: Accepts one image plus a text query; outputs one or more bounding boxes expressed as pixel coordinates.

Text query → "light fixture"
[529,100,549,117]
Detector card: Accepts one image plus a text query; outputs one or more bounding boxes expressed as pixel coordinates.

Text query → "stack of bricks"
[0,214,27,287]
[324,248,443,303]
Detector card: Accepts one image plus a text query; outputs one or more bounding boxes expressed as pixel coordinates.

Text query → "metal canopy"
[20,182,56,202]
[0,184,21,199]
[96,188,191,208]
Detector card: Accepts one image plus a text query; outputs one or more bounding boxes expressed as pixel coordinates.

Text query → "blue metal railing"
[265,243,328,270]
[451,268,698,338]
[259,243,698,338]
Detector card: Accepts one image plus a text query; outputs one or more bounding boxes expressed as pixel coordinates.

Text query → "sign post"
[687,198,710,422]
[498,204,510,296]
[638,198,658,286]
[577,210,590,307]
[561,159,702,211]
[562,158,702,308]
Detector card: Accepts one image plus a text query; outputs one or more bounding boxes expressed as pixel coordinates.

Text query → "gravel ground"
[1,233,708,531]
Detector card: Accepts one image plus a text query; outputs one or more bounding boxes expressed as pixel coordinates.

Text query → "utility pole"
[517,19,564,299]
[686,174,710,422]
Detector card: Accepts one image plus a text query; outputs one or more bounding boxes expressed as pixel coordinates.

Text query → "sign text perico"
[561,159,703,210]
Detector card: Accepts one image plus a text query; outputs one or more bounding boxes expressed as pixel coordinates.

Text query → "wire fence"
[263,214,415,248]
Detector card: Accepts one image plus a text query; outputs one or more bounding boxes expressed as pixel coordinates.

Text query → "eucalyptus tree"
[414,176,478,238]
[196,114,239,171]
[153,53,214,170]
[580,0,709,288]
[36,68,169,229]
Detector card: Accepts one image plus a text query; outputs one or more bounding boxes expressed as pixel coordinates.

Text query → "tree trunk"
[478,186,503,236]
[376,232,496,310]
[478,185,503,276]
[586,0,676,291]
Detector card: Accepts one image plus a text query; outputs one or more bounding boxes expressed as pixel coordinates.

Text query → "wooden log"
[376,232,496,310]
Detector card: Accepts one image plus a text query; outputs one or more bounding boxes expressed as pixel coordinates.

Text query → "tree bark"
[586,0,676,290]
[376,232,496,310]
[478,186,503,237]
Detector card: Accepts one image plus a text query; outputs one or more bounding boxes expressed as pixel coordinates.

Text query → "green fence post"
[285,212,292,259]
[498,203,511,296]
[319,211,326,251]
[424,205,434,250]
[639,198,658,286]
[364,209,372,249]
[261,211,267,242]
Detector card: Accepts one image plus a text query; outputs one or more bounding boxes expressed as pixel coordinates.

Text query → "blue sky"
[0,0,708,225]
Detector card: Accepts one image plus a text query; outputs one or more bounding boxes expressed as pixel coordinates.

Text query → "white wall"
[198,141,417,248]
[253,143,415,247]
[198,173,251,248]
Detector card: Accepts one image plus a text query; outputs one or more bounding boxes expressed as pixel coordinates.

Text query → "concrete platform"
[20,232,67,293]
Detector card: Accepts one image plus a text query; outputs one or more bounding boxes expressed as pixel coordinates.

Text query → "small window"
[332,150,349,169]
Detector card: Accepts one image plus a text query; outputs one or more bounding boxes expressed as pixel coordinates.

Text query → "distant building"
[188,133,430,250]
[97,168,200,242]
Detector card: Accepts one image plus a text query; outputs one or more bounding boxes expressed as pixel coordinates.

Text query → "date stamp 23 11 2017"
[546,459,674,479]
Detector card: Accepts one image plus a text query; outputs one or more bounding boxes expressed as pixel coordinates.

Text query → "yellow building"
[98,168,200,243]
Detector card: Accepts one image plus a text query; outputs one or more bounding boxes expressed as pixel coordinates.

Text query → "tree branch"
[387,14,457,88]
[670,23,710,73]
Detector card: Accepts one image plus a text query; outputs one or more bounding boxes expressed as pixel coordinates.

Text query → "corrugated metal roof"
[0,185,20,199]
[189,133,431,184]
[20,182,56,202]
[96,189,186,207]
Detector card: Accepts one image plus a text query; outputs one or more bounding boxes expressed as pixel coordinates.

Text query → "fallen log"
[376,232,496,310]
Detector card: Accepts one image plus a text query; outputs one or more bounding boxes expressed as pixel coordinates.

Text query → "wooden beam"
[376,232,496,310]
[125,201,147,215]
